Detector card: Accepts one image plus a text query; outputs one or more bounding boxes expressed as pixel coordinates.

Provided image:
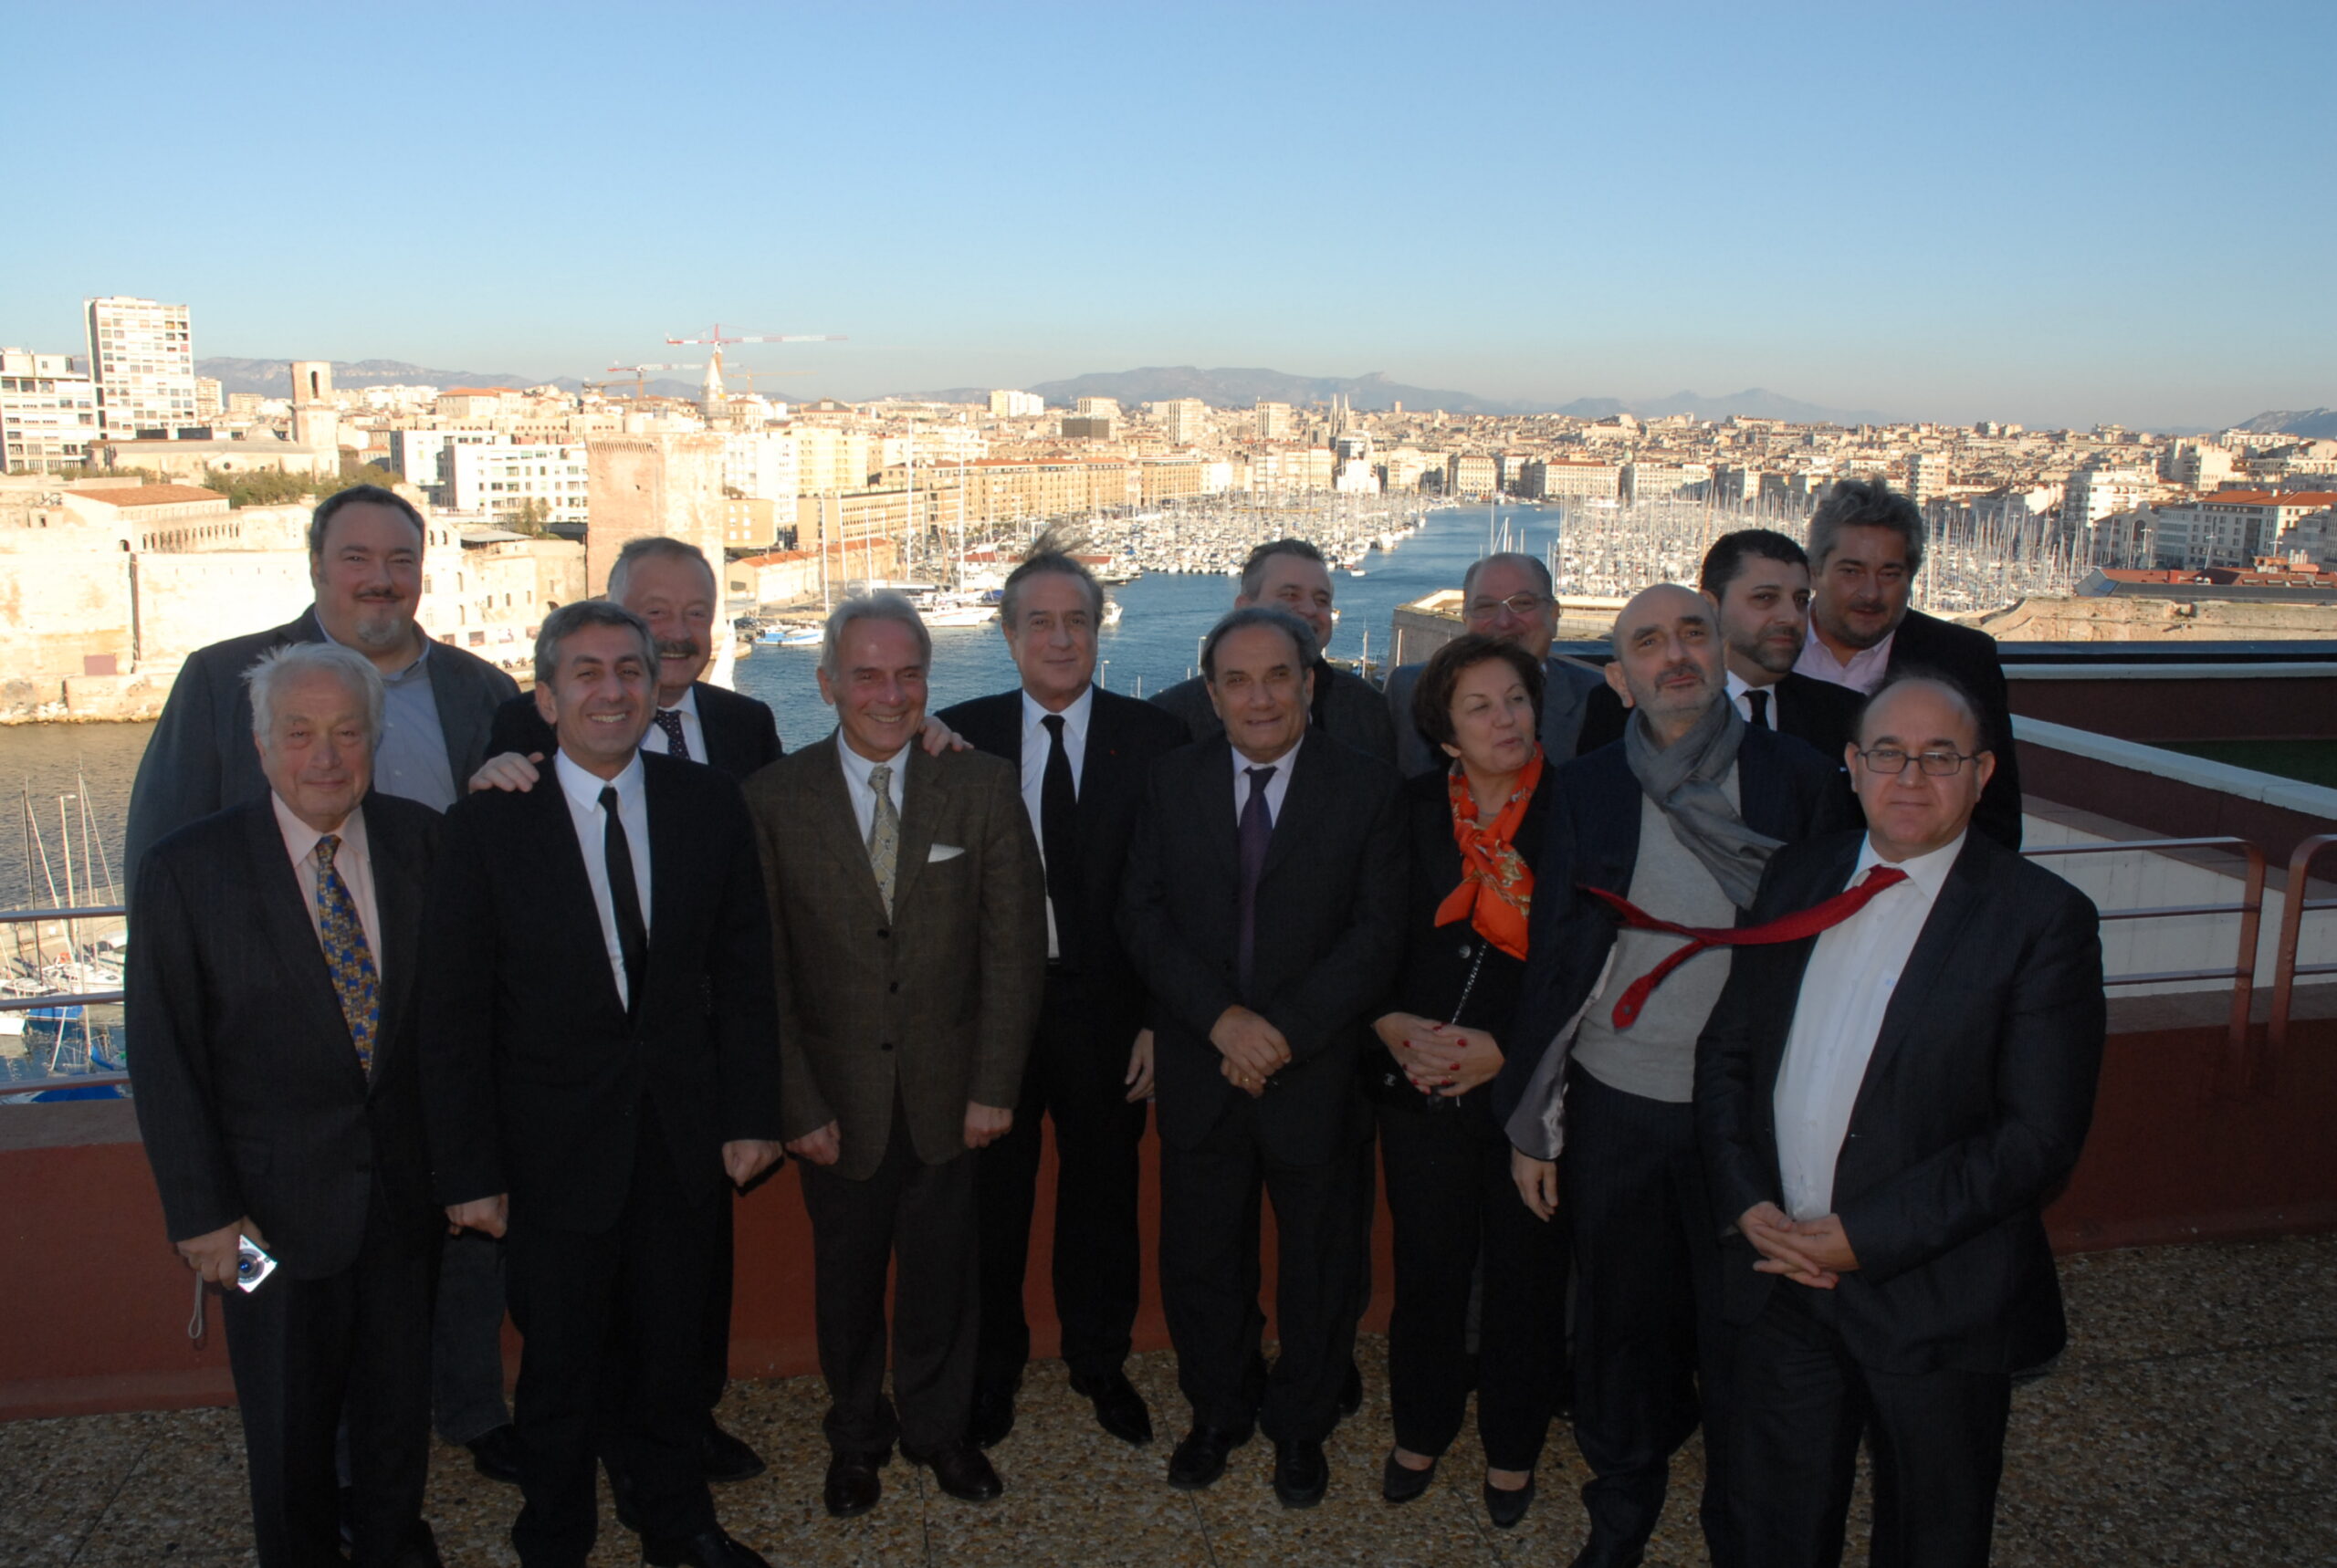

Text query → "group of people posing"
[124,476,2104,1568]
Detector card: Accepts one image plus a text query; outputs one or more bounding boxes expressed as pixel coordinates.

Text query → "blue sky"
[6,1,2332,430]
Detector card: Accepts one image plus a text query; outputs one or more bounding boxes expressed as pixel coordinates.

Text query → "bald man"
[1492,584,1848,1567]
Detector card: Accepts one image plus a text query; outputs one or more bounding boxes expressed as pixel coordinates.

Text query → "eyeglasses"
[1856,747,1983,777]
[1465,592,1550,621]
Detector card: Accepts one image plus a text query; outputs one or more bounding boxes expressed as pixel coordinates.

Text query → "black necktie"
[1745,688,1772,730]
[653,708,691,761]
[1039,713,1082,967]
[1236,765,1276,994]
[600,785,648,1013]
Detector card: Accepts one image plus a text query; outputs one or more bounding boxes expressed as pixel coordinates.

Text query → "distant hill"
[196,357,699,401]
[1554,387,1895,426]
[913,366,1525,415]
[2235,408,2337,441]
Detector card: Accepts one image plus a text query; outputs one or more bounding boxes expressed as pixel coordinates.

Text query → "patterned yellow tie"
[315,834,381,1073]
[866,763,900,915]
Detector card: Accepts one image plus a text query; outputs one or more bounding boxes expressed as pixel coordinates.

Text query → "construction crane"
[665,324,844,402]
[603,362,702,400]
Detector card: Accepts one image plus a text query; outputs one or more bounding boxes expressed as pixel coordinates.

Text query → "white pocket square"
[927,843,965,862]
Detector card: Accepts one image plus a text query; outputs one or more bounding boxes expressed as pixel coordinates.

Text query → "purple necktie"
[653,708,690,761]
[1236,765,1276,994]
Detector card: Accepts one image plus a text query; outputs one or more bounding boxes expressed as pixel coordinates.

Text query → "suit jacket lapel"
[803,735,893,921]
[643,756,683,988]
[529,766,629,1019]
[239,800,367,1092]
[1260,735,1326,880]
[364,800,423,1089]
[1846,837,1987,1122]
[1737,735,1791,840]
[890,744,945,910]
[691,684,733,775]
[427,647,487,779]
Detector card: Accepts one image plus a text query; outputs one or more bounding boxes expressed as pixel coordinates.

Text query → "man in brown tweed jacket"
[741,592,1045,1521]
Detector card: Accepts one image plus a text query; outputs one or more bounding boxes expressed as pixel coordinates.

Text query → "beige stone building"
[585,434,728,595]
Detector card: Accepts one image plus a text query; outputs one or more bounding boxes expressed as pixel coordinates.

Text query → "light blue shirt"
[320,622,456,810]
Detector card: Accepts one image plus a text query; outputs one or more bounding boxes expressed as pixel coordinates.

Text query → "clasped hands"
[1211,1005,1289,1098]
[1373,1011,1503,1099]
[1739,1201,1858,1289]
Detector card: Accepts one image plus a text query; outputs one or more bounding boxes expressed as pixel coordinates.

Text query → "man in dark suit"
[128,643,445,1568]
[422,601,784,1568]
[1151,538,1396,763]
[1578,530,1865,765]
[125,483,525,1481]
[469,536,779,1487]
[1120,606,1406,1509]
[1384,550,1608,776]
[1793,478,2023,848]
[1696,673,2103,1567]
[1495,584,1848,1568]
[743,593,1047,1520]
[936,544,1189,1452]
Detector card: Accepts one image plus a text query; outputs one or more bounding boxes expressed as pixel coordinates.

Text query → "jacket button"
[879,1041,894,1052]
[889,981,899,994]
[876,928,890,940]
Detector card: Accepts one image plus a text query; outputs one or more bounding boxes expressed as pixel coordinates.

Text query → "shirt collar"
[271,790,367,866]
[835,731,911,789]
[316,614,430,681]
[554,747,645,813]
[1022,683,1094,743]
[1853,828,1966,901]
[660,685,701,721]
[1231,731,1303,781]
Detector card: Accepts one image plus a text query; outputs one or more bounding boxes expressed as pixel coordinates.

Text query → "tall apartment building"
[989,389,1044,418]
[724,430,800,500]
[83,296,196,437]
[0,350,100,473]
[1160,398,1208,444]
[1256,402,1292,440]
[1906,451,1949,507]
[2064,466,2150,541]
[388,429,506,492]
[1061,414,1116,441]
[447,443,590,527]
[790,425,875,494]
[1074,397,1121,419]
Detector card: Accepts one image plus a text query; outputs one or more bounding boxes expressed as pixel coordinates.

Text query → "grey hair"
[246,642,385,747]
[1000,528,1105,625]
[1461,550,1554,601]
[820,591,933,681]
[534,600,658,687]
[605,535,717,604]
[1200,605,1318,683]
[1808,476,1926,576]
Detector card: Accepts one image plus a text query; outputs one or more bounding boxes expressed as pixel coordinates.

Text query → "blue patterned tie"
[315,834,381,1073]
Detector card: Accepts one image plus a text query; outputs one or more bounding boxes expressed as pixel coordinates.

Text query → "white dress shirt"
[553,749,653,1009]
[1022,685,1092,960]
[836,734,910,843]
[1230,734,1302,826]
[641,684,703,761]
[1772,831,1967,1220]
[1725,668,1782,727]
[272,793,383,963]
[1794,627,1896,695]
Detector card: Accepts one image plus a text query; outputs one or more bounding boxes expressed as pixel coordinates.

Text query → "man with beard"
[125,483,527,1486]
[1495,584,1847,1568]
[1794,479,2022,849]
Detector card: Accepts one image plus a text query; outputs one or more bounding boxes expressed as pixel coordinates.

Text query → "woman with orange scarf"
[1369,634,1568,1527]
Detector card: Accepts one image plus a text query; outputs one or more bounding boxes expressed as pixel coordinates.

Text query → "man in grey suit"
[742,593,1047,1520]
[1151,538,1396,763]
[1384,551,1606,778]
[124,483,527,1483]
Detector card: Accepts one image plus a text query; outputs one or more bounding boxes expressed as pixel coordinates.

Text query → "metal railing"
[2020,837,2265,1061]
[0,904,129,1101]
[2269,833,2337,1052]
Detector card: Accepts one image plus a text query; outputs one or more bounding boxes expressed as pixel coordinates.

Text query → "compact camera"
[235,1235,278,1292]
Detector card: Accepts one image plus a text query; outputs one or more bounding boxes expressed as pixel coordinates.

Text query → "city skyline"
[5,2,2332,433]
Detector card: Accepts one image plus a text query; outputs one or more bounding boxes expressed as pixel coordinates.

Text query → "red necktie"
[1585,863,1909,1029]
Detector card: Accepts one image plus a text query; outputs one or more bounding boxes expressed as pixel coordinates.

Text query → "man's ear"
[1603,659,1634,709]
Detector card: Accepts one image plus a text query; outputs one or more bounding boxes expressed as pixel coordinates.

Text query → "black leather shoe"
[1565,1536,1642,1568]
[1166,1422,1252,1490]
[386,1520,445,1568]
[910,1440,1003,1502]
[1381,1449,1436,1503]
[466,1424,522,1485]
[1069,1369,1154,1447]
[1272,1438,1328,1508]
[823,1452,883,1519]
[1485,1473,1536,1530]
[700,1420,766,1483]
[606,1458,645,1532]
[969,1383,1017,1449]
[640,1527,770,1567]
[1337,1360,1364,1417]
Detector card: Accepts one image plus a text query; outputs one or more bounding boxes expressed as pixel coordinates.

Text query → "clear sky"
[6,1,2332,431]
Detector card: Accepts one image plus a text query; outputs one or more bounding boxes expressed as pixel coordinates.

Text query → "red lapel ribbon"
[1583,863,1910,1029]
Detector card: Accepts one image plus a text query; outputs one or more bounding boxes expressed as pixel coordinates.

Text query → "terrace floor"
[4,1233,2331,1567]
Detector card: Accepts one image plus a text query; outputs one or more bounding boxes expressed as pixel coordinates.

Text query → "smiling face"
[1238,552,1336,653]
[535,621,655,778]
[1206,622,1314,764]
[1001,570,1097,710]
[309,501,424,660]
[818,614,930,761]
[1851,679,1996,862]
[1813,524,1913,653]
[1462,557,1557,661]
[1606,584,1724,745]
[1441,655,1537,779]
[1713,552,1812,682]
[617,550,718,706]
[257,668,374,832]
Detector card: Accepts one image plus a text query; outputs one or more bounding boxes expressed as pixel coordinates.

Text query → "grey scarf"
[1623,694,1781,909]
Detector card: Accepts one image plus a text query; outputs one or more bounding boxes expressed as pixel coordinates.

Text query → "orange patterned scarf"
[1433,747,1544,961]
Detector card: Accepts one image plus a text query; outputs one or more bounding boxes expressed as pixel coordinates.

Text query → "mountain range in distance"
[200,356,2331,439]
